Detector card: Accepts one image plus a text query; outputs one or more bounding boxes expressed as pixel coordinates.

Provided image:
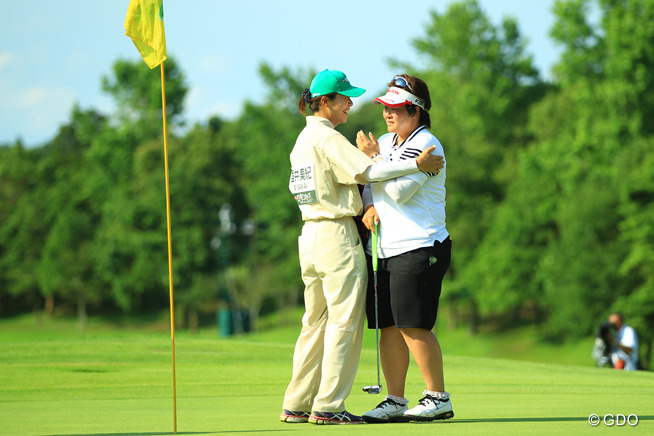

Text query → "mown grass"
[1,313,653,435]
[247,306,595,367]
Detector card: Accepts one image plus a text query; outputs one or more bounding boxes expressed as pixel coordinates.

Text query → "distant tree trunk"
[33,294,43,326]
[249,303,261,333]
[533,302,546,326]
[44,295,55,317]
[77,297,87,333]
[643,340,652,371]
[278,285,302,326]
[447,294,458,331]
[188,308,198,334]
[468,299,479,335]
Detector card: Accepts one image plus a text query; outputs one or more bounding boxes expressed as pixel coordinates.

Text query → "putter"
[363,221,383,395]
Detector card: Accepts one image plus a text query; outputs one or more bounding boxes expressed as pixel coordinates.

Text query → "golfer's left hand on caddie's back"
[416,145,444,174]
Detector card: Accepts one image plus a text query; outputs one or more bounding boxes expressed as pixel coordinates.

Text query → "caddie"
[280,69,443,425]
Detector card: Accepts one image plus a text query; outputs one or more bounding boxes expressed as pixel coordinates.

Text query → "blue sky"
[0,0,560,147]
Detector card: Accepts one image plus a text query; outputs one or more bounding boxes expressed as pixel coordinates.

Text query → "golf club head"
[362,385,383,394]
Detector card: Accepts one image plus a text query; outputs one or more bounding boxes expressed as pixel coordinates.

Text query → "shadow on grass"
[37,416,654,434]
[41,431,292,436]
[40,433,209,436]
[435,415,654,424]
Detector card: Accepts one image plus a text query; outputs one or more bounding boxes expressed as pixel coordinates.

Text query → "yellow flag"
[124,0,167,69]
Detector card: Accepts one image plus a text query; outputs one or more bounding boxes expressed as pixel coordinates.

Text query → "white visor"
[372,87,426,110]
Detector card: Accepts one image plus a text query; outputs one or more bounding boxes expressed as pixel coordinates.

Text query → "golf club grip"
[372,221,378,272]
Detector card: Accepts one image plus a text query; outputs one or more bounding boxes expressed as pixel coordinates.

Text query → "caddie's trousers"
[282,216,367,412]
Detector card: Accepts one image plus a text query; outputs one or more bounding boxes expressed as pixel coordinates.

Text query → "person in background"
[281,69,443,425]
[591,321,614,368]
[609,312,639,370]
[357,74,454,423]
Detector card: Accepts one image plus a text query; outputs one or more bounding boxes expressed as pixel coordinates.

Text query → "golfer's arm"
[383,177,424,204]
[362,184,373,210]
[359,159,418,183]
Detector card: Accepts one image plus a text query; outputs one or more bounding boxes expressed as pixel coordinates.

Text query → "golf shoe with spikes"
[362,396,409,423]
[279,409,310,423]
[309,410,364,425]
[403,391,454,421]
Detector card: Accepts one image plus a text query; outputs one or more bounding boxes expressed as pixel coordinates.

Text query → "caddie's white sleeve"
[383,177,424,204]
[361,159,418,182]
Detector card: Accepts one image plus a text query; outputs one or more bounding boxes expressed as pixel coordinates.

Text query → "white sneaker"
[403,391,454,421]
[362,396,409,423]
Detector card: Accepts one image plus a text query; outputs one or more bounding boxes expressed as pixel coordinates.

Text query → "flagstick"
[160,61,178,434]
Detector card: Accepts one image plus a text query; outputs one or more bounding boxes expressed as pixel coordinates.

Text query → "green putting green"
[1,318,652,435]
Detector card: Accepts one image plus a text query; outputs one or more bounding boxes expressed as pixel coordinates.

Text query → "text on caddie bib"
[289,163,317,205]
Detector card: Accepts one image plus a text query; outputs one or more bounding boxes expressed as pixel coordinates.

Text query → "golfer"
[359,74,454,423]
[281,69,443,425]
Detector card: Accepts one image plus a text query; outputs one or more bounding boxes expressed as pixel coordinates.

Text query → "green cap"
[310,69,366,98]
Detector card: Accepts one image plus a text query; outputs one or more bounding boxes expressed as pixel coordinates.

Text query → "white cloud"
[204,101,239,120]
[0,52,15,69]
[198,54,230,74]
[185,85,239,123]
[0,85,77,145]
[17,86,76,109]
[185,85,204,109]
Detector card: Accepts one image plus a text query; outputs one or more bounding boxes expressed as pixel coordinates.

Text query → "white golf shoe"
[403,391,454,421]
[362,396,409,423]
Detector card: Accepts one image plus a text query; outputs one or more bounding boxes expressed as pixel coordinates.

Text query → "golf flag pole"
[124,1,177,433]
[160,59,178,436]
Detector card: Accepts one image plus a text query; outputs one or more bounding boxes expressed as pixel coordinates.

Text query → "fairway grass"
[1,316,653,435]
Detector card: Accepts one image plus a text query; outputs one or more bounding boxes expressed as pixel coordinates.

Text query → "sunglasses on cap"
[392,75,414,93]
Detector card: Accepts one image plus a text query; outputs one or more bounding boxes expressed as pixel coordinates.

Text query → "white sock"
[424,390,450,400]
[387,394,408,405]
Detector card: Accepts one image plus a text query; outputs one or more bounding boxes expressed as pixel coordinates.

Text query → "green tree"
[616,137,654,368]
[227,63,311,314]
[168,120,247,329]
[102,57,187,139]
[474,0,654,349]
[538,0,654,340]
[401,0,545,330]
[89,56,190,313]
[0,143,45,316]
[0,106,107,323]
[36,107,106,323]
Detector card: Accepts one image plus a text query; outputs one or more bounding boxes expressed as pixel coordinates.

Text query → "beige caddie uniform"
[283,116,422,413]
[283,116,372,413]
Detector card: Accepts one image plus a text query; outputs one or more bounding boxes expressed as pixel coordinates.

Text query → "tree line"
[1,0,652,367]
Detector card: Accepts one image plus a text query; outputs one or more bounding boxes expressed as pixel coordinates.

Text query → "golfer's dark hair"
[387,74,432,129]
[298,91,337,116]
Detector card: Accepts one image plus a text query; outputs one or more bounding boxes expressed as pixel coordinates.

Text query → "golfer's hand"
[362,206,379,232]
[356,130,380,158]
[416,146,444,174]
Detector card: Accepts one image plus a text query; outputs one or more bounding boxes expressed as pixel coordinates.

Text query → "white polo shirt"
[366,126,448,258]
[614,324,639,370]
